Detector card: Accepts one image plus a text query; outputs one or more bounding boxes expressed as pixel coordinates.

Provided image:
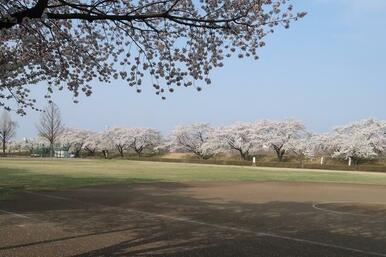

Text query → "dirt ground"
[1,182,386,257]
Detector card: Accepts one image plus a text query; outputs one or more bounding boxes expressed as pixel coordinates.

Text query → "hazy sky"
[13,0,386,138]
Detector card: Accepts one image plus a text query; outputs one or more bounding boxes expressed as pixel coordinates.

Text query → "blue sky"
[13,0,386,138]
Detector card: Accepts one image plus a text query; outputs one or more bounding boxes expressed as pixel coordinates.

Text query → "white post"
[320,157,324,166]
[348,157,352,166]
[252,156,256,166]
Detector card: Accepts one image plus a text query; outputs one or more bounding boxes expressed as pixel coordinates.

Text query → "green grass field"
[1,158,386,199]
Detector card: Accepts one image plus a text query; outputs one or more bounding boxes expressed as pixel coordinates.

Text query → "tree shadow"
[1,182,386,257]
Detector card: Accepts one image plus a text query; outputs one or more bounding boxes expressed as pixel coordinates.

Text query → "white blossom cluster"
[168,123,216,159]
[99,127,162,157]
[10,118,386,162]
[11,126,163,157]
[0,0,305,114]
[326,119,386,163]
[167,119,386,162]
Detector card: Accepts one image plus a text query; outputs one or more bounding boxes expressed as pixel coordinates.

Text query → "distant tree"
[101,127,162,158]
[58,128,95,157]
[168,123,216,159]
[0,0,305,114]
[82,137,98,156]
[307,133,331,157]
[127,128,162,158]
[213,122,260,160]
[102,128,131,157]
[257,120,308,161]
[284,134,314,167]
[327,119,386,165]
[0,111,17,156]
[83,132,110,158]
[36,103,65,157]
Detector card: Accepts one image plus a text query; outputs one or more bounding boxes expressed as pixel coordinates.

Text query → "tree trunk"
[50,141,54,157]
[273,144,285,162]
[74,149,81,158]
[117,146,124,157]
[85,148,95,156]
[2,137,6,157]
[102,150,109,159]
[240,150,248,160]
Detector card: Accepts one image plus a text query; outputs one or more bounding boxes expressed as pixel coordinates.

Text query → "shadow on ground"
[1,182,386,257]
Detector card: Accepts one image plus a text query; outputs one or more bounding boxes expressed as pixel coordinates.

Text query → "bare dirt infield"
[1,182,386,257]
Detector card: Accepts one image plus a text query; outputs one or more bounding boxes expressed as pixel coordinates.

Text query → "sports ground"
[1,159,386,257]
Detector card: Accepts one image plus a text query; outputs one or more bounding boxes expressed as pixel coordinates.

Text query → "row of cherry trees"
[11,127,162,158]
[168,119,386,163]
[9,118,386,163]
